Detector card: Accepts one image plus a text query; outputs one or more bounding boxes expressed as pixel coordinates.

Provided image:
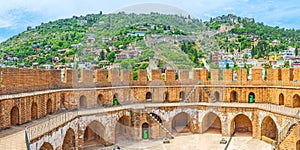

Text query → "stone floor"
[94,133,272,150]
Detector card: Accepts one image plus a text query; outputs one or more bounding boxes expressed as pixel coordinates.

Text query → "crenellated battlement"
[1,67,300,95]
[1,67,300,150]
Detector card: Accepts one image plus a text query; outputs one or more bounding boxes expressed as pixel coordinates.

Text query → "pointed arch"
[202,112,221,134]
[261,116,278,141]
[62,128,76,150]
[83,121,106,148]
[172,112,191,133]
[115,115,131,144]
[230,114,252,136]
[39,142,53,150]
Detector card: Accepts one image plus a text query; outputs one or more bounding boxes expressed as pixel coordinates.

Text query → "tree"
[284,61,290,68]
[107,51,115,62]
[295,47,299,56]
[99,50,105,61]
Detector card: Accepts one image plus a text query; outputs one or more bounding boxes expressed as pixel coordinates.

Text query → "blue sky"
[0,0,299,42]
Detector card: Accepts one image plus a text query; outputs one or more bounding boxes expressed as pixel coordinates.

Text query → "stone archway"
[279,93,284,105]
[172,112,191,133]
[31,102,38,120]
[83,121,106,148]
[202,112,221,134]
[11,106,19,126]
[261,116,278,141]
[293,94,300,108]
[97,94,104,106]
[230,91,238,102]
[142,122,149,139]
[79,95,87,108]
[115,115,131,144]
[62,128,76,150]
[146,92,152,101]
[230,114,252,136]
[179,91,185,101]
[214,91,220,101]
[296,140,300,150]
[39,142,53,150]
[46,99,52,114]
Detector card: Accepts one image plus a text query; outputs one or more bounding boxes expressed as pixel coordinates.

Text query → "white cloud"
[0,19,13,28]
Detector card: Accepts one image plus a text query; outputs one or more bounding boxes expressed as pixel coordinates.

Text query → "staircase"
[275,120,300,149]
[203,85,216,102]
[147,111,175,138]
[184,86,197,102]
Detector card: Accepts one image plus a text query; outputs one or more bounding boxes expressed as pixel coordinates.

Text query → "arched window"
[248,92,255,103]
[163,91,169,102]
[46,99,52,114]
[11,106,19,126]
[293,94,300,108]
[230,91,238,102]
[80,96,87,108]
[214,91,220,102]
[31,102,38,120]
[279,93,284,105]
[146,92,152,101]
[113,94,118,106]
[97,94,103,106]
[179,91,185,101]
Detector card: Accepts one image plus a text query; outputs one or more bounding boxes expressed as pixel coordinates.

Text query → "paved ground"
[95,133,272,150]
